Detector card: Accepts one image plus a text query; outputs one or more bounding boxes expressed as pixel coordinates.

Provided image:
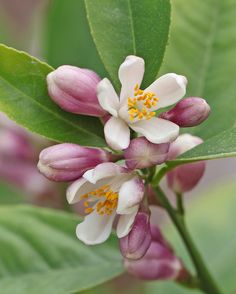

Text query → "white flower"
[66,162,145,245]
[97,55,188,150]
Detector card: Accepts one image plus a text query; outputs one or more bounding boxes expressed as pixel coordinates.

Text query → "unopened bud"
[167,134,205,193]
[47,65,106,117]
[38,143,112,182]
[0,128,33,160]
[160,97,210,127]
[150,225,172,249]
[124,137,170,169]
[0,159,54,197]
[124,225,183,280]
[119,212,151,260]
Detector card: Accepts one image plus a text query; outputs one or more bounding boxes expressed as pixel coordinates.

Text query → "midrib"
[127,0,136,55]
[196,0,222,97]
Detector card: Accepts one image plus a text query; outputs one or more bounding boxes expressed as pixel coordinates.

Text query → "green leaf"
[145,180,236,293]
[85,0,171,89]
[160,0,236,162]
[0,44,106,147]
[0,182,26,205]
[43,0,106,76]
[0,205,123,294]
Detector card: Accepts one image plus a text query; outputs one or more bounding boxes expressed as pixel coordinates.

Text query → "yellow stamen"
[85,207,94,214]
[128,84,159,121]
[81,185,118,216]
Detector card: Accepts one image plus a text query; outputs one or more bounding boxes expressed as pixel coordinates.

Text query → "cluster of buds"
[37,55,211,282]
[122,214,187,281]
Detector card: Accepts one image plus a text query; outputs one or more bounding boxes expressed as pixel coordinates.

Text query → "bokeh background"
[0,0,236,293]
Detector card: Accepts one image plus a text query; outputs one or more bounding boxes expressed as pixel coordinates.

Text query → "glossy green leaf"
[0,44,106,147]
[85,0,171,89]
[0,205,123,294]
[145,180,236,293]
[43,0,106,76]
[160,0,236,162]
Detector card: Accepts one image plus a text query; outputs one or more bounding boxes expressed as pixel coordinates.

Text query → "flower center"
[81,185,118,216]
[128,84,159,121]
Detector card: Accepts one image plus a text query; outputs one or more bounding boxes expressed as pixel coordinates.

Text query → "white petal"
[66,177,108,204]
[97,78,120,116]
[118,104,131,124]
[145,73,187,109]
[83,162,127,184]
[116,206,139,238]
[104,117,130,150]
[119,56,145,104]
[130,117,179,144]
[117,177,144,214]
[76,211,116,245]
[66,178,88,204]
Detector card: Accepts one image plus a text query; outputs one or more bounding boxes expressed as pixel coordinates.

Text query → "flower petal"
[130,117,179,144]
[145,73,187,109]
[104,117,130,150]
[66,177,107,204]
[117,177,144,214]
[76,211,116,245]
[97,78,120,116]
[116,206,139,238]
[83,162,127,184]
[119,56,145,104]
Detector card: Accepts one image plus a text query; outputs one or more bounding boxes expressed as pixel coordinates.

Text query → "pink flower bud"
[160,97,210,127]
[150,225,172,249]
[119,212,151,260]
[167,134,206,193]
[0,128,33,160]
[124,137,170,169]
[0,158,54,198]
[38,143,112,182]
[124,225,183,280]
[47,65,106,117]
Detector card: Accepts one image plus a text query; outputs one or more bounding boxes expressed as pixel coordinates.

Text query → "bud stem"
[178,275,201,289]
[153,186,222,294]
[151,165,171,186]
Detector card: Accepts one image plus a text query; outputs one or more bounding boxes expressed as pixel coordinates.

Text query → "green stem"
[153,186,222,294]
[176,192,185,215]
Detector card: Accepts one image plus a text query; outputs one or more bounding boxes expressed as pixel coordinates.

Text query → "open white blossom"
[67,162,144,245]
[97,55,187,150]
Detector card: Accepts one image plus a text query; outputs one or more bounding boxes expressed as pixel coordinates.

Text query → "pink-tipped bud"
[167,134,205,193]
[38,143,112,182]
[124,137,170,169]
[124,225,184,280]
[160,97,210,127]
[119,212,151,260]
[47,65,106,117]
